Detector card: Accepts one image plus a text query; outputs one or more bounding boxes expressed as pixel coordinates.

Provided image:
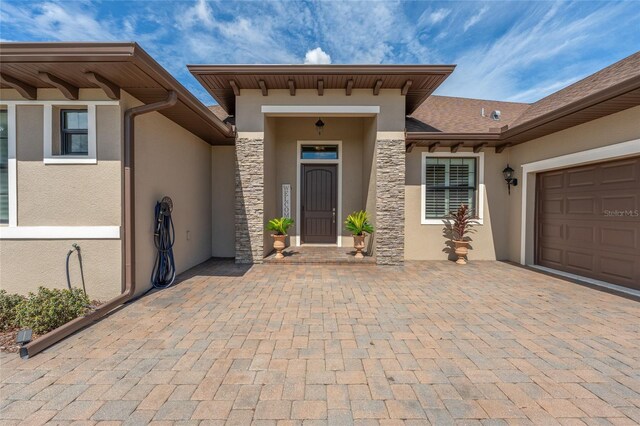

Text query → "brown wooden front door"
[301,164,337,244]
[536,156,640,290]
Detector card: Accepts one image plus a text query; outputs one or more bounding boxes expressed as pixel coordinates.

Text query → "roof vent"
[481,108,486,117]
[490,110,501,121]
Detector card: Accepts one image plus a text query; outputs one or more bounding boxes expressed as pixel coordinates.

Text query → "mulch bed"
[0,328,39,354]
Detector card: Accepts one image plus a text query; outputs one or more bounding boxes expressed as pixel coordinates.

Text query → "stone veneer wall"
[235,137,264,263]
[375,139,405,265]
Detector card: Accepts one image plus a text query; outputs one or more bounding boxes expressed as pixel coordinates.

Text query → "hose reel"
[151,196,176,289]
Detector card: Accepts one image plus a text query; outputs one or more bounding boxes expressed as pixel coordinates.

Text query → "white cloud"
[181,0,214,29]
[304,47,331,64]
[463,6,488,32]
[429,9,451,24]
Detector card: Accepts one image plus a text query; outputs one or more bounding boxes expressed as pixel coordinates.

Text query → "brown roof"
[190,64,455,116]
[407,50,640,148]
[407,96,529,133]
[0,42,234,145]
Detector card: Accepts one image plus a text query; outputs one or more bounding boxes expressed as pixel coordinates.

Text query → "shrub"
[15,287,90,335]
[345,210,374,236]
[267,217,294,235]
[0,290,26,331]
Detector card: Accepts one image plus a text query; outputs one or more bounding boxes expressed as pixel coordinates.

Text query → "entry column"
[375,136,405,265]
[235,134,264,263]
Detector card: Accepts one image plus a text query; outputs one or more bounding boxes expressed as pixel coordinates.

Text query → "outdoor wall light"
[315,118,325,135]
[502,164,518,194]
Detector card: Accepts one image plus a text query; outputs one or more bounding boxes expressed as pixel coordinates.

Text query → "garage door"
[536,156,640,290]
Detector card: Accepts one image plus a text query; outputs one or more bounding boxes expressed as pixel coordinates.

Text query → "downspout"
[20,91,178,359]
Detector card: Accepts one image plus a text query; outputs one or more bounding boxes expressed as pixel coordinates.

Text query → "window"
[301,145,338,160]
[424,157,478,220]
[60,109,88,155]
[0,109,7,224]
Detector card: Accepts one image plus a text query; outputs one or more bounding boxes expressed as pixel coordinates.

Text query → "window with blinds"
[424,157,477,219]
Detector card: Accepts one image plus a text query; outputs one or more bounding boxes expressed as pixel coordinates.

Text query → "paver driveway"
[2,260,640,425]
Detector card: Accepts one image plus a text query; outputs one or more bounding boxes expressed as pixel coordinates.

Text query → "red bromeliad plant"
[447,204,478,241]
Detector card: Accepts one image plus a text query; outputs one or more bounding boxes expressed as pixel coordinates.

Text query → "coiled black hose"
[150,200,176,289]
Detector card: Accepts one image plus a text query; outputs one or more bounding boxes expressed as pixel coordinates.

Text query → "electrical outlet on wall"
[186,230,191,241]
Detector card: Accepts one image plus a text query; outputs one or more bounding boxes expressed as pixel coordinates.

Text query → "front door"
[301,164,337,244]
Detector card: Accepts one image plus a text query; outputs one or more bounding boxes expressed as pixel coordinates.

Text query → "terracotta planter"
[353,234,366,259]
[272,234,287,259]
[453,240,469,264]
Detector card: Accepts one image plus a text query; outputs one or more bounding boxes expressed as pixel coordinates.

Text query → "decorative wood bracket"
[0,72,37,100]
[451,143,462,153]
[85,72,120,100]
[317,79,324,96]
[258,80,268,96]
[473,143,488,153]
[373,79,383,96]
[428,142,440,152]
[401,80,413,95]
[495,143,511,153]
[288,79,295,96]
[406,142,417,153]
[229,80,240,96]
[345,79,353,96]
[38,72,79,100]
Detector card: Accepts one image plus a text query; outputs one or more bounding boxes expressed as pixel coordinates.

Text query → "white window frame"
[0,105,17,227]
[296,140,343,247]
[421,151,485,225]
[44,103,96,164]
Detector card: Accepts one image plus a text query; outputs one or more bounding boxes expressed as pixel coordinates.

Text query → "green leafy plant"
[15,287,90,335]
[267,217,294,235]
[444,204,478,241]
[0,290,26,331]
[345,210,374,236]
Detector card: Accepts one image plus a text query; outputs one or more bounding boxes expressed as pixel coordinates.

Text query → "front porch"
[263,245,376,265]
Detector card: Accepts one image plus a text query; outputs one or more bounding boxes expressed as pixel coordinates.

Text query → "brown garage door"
[536,156,640,290]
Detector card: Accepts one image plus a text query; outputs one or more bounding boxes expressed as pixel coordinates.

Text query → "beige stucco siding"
[0,240,122,300]
[211,146,236,257]
[236,89,405,132]
[1,89,122,299]
[129,91,212,296]
[507,105,640,264]
[16,104,121,226]
[404,148,510,261]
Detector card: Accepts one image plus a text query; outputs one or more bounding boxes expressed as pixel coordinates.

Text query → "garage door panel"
[540,173,564,189]
[567,167,597,187]
[536,156,640,289]
[540,197,564,214]
[538,245,563,266]
[600,159,638,185]
[600,226,638,250]
[565,251,594,272]
[566,224,595,244]
[601,194,638,212]
[566,196,596,214]
[599,256,636,286]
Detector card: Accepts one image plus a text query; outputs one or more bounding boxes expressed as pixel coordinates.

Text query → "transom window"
[424,157,477,219]
[301,145,338,160]
[60,109,88,155]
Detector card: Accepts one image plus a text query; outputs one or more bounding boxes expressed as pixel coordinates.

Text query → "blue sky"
[1,1,639,106]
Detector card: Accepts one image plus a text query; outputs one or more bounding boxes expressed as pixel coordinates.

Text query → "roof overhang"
[188,64,456,116]
[407,73,640,150]
[0,42,235,145]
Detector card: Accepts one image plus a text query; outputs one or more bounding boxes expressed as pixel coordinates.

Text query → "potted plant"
[267,217,294,259]
[345,210,374,259]
[444,204,478,264]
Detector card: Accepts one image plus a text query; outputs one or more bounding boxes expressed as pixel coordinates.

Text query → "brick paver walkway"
[1,260,639,425]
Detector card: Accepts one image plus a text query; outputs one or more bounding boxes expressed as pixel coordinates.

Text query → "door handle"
[332,208,336,223]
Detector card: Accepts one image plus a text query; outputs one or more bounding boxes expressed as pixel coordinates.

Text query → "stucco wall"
[211,146,236,258]
[1,88,122,300]
[236,89,405,132]
[272,117,366,246]
[16,104,121,226]
[0,240,122,300]
[404,148,510,261]
[507,105,640,264]
[263,118,277,256]
[125,92,212,295]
